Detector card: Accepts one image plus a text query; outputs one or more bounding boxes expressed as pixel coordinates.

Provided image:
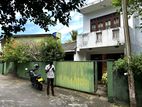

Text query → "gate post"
[2,61,4,75]
[107,61,114,102]
[94,61,98,92]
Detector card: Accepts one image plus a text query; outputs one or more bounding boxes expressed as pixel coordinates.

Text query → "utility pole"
[121,0,136,107]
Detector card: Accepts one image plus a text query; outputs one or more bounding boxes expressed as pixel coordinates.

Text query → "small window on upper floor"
[91,24,96,31]
[105,20,111,29]
[98,22,103,31]
[96,32,102,43]
[113,29,119,40]
[113,17,120,27]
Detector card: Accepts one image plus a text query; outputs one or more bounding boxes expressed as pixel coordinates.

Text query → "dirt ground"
[0,74,128,107]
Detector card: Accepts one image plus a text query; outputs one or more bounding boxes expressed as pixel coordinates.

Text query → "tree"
[2,39,29,62]
[0,0,85,38]
[40,37,64,61]
[113,0,137,106]
[2,37,64,62]
[112,0,142,16]
[70,30,78,41]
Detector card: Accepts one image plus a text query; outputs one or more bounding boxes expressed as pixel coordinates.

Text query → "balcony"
[80,0,112,14]
[77,27,125,51]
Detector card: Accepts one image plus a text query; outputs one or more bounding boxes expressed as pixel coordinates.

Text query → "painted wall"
[74,52,87,61]
[14,36,49,43]
[130,14,142,54]
[76,5,125,61]
[83,6,116,33]
[77,28,125,50]
[77,1,142,61]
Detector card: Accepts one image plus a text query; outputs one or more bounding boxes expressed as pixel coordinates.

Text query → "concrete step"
[95,84,107,97]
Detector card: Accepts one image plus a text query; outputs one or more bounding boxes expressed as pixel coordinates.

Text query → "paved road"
[0,74,126,107]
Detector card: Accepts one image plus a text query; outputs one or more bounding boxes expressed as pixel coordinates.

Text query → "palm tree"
[70,30,78,41]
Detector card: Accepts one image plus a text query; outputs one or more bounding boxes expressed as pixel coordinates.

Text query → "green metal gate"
[0,61,4,74]
[55,61,95,93]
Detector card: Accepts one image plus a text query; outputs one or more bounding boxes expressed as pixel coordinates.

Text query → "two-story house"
[74,0,142,80]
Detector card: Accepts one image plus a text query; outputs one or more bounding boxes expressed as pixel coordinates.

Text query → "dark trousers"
[47,78,54,96]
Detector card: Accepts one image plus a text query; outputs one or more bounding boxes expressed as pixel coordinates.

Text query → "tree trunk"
[122,0,137,107]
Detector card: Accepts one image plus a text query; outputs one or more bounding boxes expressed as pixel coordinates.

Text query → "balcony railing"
[77,28,125,50]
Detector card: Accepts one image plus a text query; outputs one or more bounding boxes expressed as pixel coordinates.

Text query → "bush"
[113,57,128,75]
[2,39,29,63]
[101,72,107,84]
[130,55,142,76]
[113,55,142,76]
[40,37,64,61]
[2,37,64,62]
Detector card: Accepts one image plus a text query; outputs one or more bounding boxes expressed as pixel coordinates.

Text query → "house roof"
[62,41,76,53]
[13,33,53,38]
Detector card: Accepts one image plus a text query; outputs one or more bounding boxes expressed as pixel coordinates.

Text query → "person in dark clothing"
[45,61,55,96]
[30,64,39,86]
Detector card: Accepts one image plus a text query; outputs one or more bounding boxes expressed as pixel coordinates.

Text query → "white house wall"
[83,6,116,33]
[75,0,142,61]
[74,52,87,61]
[77,28,125,49]
[131,14,142,54]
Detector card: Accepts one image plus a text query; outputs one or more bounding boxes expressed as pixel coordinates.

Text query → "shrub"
[130,55,142,76]
[113,55,142,76]
[2,39,29,63]
[113,57,128,75]
[40,37,64,61]
[101,72,107,84]
[2,37,64,62]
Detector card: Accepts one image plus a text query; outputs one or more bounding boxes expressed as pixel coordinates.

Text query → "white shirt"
[45,64,55,78]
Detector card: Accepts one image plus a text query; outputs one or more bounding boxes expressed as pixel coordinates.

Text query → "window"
[113,29,119,40]
[91,24,96,31]
[113,17,120,27]
[96,32,102,43]
[98,22,103,30]
[105,20,111,29]
[90,12,120,32]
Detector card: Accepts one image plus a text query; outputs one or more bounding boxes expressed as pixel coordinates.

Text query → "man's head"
[49,61,53,66]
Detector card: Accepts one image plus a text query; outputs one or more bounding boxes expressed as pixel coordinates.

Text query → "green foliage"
[101,72,107,84]
[0,0,85,38]
[112,0,142,16]
[40,37,64,61]
[130,55,142,76]
[3,39,29,63]
[70,30,78,41]
[113,55,142,76]
[113,57,128,73]
[112,0,121,7]
[23,41,42,61]
[2,37,64,62]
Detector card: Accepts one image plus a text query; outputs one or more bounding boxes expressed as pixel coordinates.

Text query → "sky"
[17,11,83,43]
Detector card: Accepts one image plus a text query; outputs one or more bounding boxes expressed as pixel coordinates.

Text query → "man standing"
[45,61,55,96]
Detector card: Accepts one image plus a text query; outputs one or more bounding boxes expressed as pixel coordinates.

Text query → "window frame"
[96,32,102,43]
[90,12,120,32]
[112,29,120,40]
